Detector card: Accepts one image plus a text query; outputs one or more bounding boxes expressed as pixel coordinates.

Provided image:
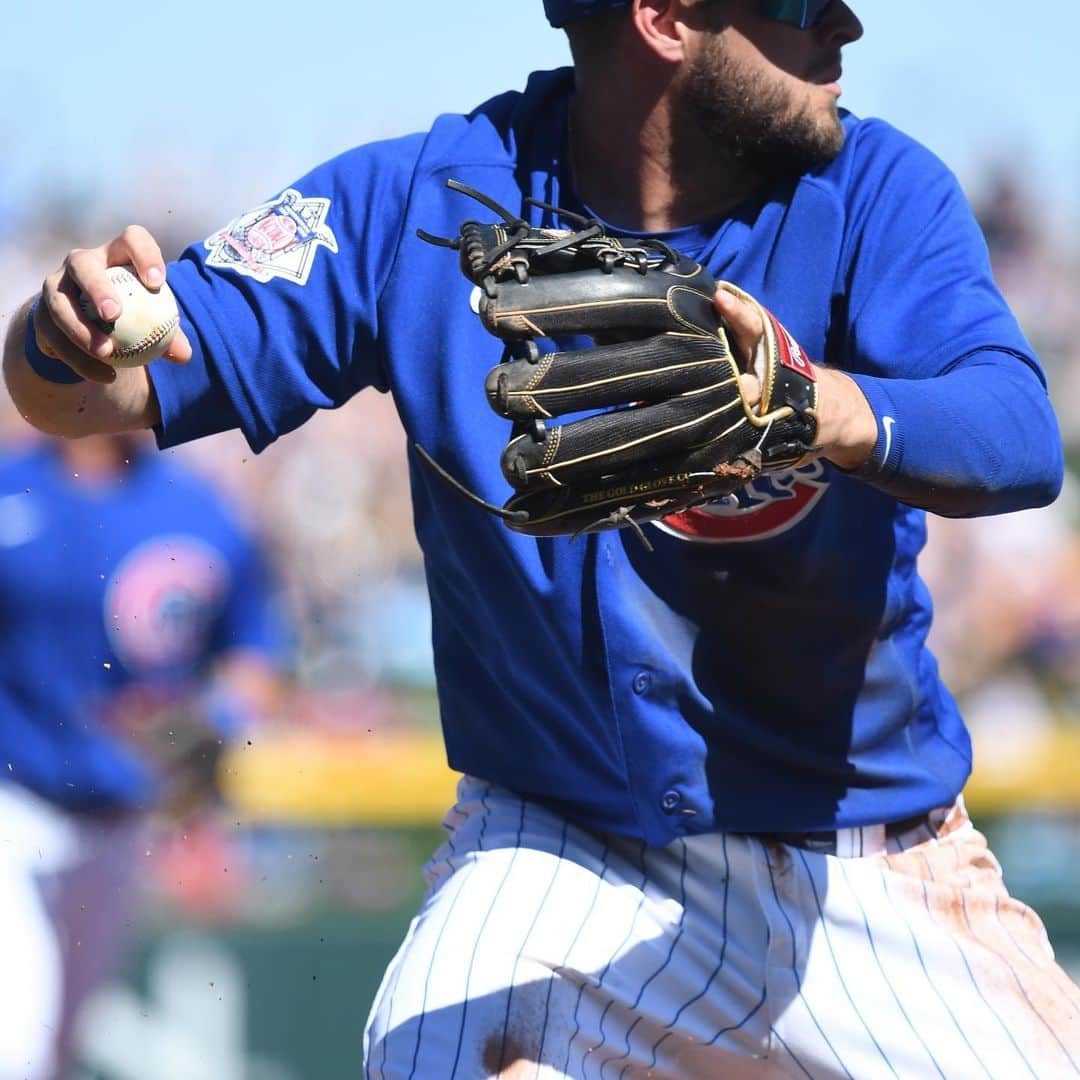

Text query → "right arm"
[2,226,191,438]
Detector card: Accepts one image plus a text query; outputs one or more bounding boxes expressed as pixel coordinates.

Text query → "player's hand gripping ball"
[418,181,820,540]
[79,265,180,368]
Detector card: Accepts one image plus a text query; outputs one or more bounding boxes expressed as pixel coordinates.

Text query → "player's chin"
[804,99,846,160]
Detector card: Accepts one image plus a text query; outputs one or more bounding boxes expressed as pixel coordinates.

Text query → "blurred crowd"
[923,167,1080,749]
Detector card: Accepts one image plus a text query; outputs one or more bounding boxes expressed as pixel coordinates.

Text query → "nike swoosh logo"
[882,415,896,462]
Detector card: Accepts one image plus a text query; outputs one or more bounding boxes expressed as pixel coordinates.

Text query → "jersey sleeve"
[149,133,426,453]
[838,122,1064,515]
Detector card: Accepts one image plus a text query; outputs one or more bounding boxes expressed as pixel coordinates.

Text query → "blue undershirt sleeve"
[848,351,1063,516]
[839,125,1064,516]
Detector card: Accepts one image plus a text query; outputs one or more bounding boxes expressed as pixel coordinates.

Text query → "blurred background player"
[0,431,288,1080]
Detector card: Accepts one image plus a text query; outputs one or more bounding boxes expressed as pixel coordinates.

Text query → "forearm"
[3,297,160,437]
[847,355,1064,516]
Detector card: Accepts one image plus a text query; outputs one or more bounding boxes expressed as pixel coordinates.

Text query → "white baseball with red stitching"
[79,265,179,368]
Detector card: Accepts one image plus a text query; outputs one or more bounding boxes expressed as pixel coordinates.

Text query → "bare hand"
[713,286,763,409]
[35,225,192,384]
[715,285,876,470]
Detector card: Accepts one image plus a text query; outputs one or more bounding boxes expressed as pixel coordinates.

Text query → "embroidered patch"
[204,188,338,285]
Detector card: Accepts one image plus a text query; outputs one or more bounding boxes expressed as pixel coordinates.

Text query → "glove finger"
[501,460,758,538]
[486,334,735,420]
[479,264,719,341]
[500,382,755,490]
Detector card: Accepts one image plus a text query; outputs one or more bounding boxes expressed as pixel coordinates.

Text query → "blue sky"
[1,1,1075,229]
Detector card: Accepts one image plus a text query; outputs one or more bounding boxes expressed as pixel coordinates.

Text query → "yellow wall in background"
[219,727,1080,827]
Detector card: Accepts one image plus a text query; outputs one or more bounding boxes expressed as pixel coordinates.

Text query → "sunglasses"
[760,0,834,28]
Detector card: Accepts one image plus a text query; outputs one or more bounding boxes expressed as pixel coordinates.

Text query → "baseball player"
[4,0,1078,1076]
[0,432,287,1080]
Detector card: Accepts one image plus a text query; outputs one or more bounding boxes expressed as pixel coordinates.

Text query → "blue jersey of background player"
[0,432,287,1080]
[6,1,1079,1076]
[0,433,286,812]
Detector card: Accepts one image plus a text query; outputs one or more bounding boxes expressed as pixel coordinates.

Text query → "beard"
[678,35,846,181]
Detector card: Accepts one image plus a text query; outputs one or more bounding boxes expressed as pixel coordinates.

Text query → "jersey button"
[660,789,682,813]
[631,671,652,695]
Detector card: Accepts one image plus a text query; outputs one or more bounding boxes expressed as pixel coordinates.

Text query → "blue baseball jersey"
[0,443,285,811]
[147,68,1062,844]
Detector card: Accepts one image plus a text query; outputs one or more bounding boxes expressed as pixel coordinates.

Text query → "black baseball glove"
[417,181,819,542]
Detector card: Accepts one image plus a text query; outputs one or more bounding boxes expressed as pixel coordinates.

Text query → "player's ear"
[631,0,697,64]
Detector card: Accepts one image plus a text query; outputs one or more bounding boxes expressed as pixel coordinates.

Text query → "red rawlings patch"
[765,308,815,381]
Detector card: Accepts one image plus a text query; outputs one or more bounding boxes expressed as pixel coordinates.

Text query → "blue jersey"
[147,68,1062,844]
[0,443,285,811]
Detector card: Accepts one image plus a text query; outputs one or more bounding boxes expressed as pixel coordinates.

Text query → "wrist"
[810,366,877,471]
[24,298,85,385]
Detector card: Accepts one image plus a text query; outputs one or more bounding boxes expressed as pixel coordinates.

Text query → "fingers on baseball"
[36,279,117,383]
[40,226,173,380]
[105,226,166,291]
[163,327,193,364]
[61,226,165,330]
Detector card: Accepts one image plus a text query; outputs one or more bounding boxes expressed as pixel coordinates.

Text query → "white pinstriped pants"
[364,777,1080,1079]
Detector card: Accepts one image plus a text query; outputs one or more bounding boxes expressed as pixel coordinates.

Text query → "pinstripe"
[994,895,1080,1011]
[368,911,424,1080]
[760,842,853,1079]
[992,896,1040,969]
[377,805,468,1079]
[381,853,467,1076]
[995,896,1062,979]
[835,859,946,1078]
[405,786,496,1080]
[959,891,1080,1074]
[878,869,991,1078]
[570,842,651,1076]
[916,874,1039,1078]
[535,837,611,1079]
[492,819,569,1074]
[601,840,691,1080]
[771,1026,817,1079]
[703,979,769,1047]
[794,848,899,1078]
[646,832,731,1072]
[557,839,622,1075]
[403,876,474,1080]
[373,802,468,1078]
[448,795,527,1079]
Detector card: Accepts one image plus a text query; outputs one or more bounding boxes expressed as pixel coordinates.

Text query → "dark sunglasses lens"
[760,0,832,28]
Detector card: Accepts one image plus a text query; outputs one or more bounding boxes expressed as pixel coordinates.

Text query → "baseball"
[80,265,180,367]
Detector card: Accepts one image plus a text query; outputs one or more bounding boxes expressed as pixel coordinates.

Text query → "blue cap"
[544,0,632,28]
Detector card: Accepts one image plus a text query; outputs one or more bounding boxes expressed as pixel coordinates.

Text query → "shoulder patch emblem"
[204,188,338,285]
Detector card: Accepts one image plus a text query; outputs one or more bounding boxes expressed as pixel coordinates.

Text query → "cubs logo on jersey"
[104,536,230,672]
[655,460,829,543]
[204,188,338,285]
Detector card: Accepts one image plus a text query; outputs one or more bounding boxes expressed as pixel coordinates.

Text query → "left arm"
[717,284,1062,515]
[716,132,1064,518]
